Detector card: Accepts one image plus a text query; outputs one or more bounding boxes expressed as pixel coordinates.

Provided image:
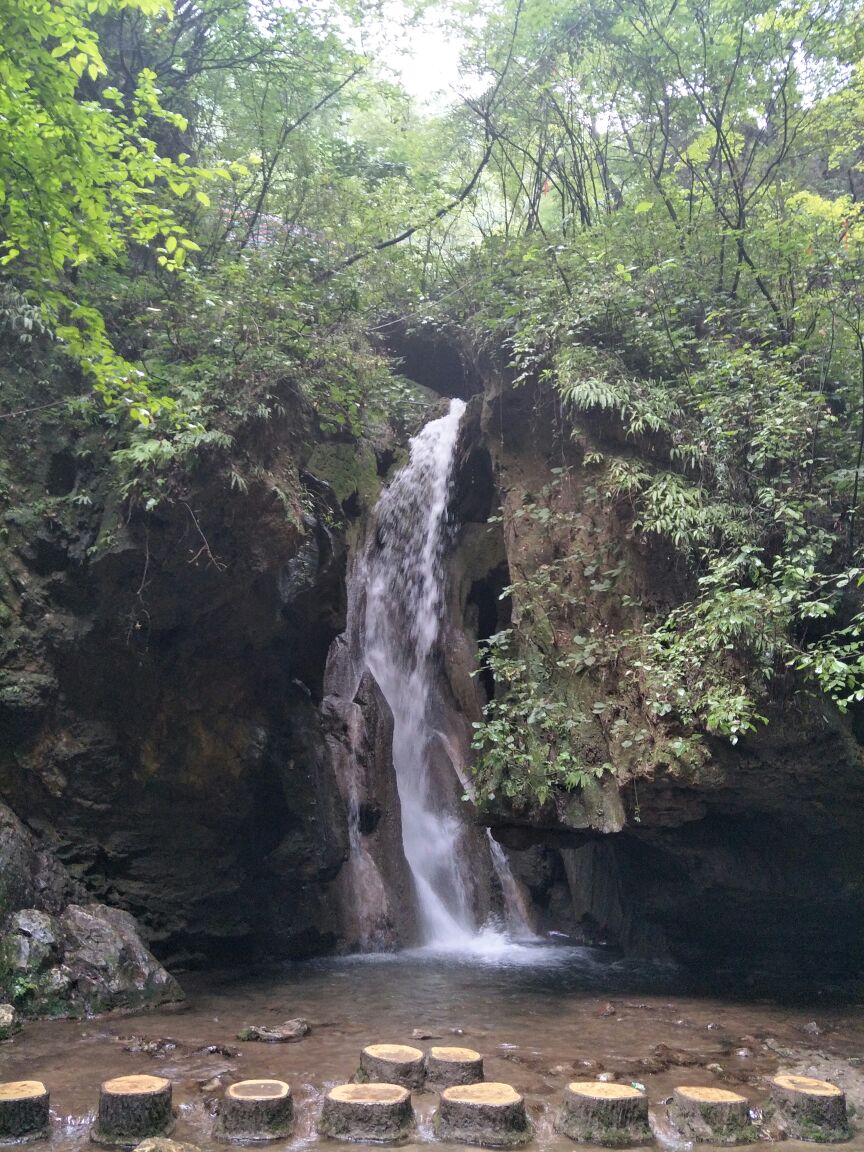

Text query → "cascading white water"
[364,399,530,949]
[365,400,472,944]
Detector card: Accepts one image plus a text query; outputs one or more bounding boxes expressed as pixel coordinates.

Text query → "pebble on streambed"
[213,1080,293,1144]
[318,1084,415,1143]
[356,1044,426,1089]
[435,1082,532,1147]
[90,1075,174,1148]
[769,1074,851,1143]
[0,1081,50,1144]
[425,1046,485,1088]
[666,1085,756,1145]
[554,1081,651,1147]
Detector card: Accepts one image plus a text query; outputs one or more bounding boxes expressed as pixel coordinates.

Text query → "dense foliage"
[453,0,864,800]
[2,0,864,803]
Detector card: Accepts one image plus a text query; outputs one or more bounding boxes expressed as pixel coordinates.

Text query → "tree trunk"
[436,1082,532,1147]
[0,1081,50,1142]
[426,1047,484,1089]
[214,1080,293,1143]
[555,1081,652,1146]
[668,1086,754,1145]
[319,1084,414,1143]
[91,1075,174,1148]
[357,1044,425,1089]
[769,1075,850,1143]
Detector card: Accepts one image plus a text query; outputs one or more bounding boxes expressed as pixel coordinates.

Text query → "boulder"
[0,1004,21,1041]
[1,903,183,1018]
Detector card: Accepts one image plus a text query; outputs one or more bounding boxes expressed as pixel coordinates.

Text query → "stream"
[2,944,863,1152]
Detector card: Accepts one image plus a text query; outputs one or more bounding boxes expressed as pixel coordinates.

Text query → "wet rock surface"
[1,903,182,1018]
[134,1140,203,1152]
[236,1020,310,1044]
[446,370,864,981]
[0,369,413,976]
[0,1004,21,1040]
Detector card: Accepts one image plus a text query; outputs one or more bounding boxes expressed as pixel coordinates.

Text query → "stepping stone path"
[91,1075,174,1148]
[769,1074,850,1143]
[214,1080,293,1143]
[357,1044,426,1089]
[668,1085,755,1145]
[555,1081,651,1147]
[426,1046,484,1088]
[436,1082,532,1147]
[0,1081,49,1144]
[319,1084,415,1143]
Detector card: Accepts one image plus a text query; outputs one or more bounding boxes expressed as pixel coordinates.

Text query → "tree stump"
[769,1074,850,1143]
[214,1080,293,1143]
[668,1086,755,1145]
[357,1044,426,1089]
[426,1047,484,1089]
[555,1082,651,1147]
[318,1084,415,1143]
[0,1081,50,1143]
[91,1075,174,1148]
[436,1082,532,1147]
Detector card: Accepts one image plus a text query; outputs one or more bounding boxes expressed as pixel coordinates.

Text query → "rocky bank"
[439,347,864,982]
[0,353,421,1015]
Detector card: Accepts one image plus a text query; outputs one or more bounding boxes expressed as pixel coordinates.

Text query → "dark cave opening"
[468,563,511,701]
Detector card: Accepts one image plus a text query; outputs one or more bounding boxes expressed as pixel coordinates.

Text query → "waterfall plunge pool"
[3,943,863,1152]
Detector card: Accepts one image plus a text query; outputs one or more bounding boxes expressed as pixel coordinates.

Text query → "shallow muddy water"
[2,942,863,1152]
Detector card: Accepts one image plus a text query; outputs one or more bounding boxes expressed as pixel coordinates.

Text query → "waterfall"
[362,398,530,949]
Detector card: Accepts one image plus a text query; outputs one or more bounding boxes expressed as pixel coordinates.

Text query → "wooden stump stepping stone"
[357,1044,426,1089]
[318,1084,415,1143]
[91,1075,174,1148]
[436,1082,532,1147]
[214,1080,293,1143]
[668,1086,755,1145]
[555,1082,651,1147]
[769,1074,850,1143]
[426,1047,484,1088]
[0,1081,49,1144]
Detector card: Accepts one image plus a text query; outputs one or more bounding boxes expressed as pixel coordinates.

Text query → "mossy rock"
[0,1006,20,1041]
[306,442,380,507]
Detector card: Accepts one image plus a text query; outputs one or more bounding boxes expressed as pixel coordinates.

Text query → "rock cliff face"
[442,364,864,982]
[0,371,413,1004]
[1,473,353,971]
